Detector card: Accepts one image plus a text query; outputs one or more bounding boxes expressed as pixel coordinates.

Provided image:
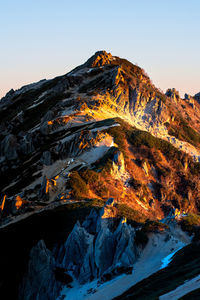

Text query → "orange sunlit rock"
[15,195,23,210]
[122,217,127,224]
[46,178,50,194]
[52,179,56,186]
[0,195,6,211]
[62,116,70,124]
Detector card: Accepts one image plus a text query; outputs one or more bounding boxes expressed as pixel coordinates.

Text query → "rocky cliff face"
[19,200,139,298]
[19,240,61,300]
[19,199,191,300]
[1,50,200,299]
[0,50,200,225]
[57,199,137,284]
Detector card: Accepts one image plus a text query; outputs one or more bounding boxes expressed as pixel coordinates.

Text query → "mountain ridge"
[0,50,200,299]
[1,50,200,222]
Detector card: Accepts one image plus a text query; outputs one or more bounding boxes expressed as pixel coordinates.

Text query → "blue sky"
[0,0,200,97]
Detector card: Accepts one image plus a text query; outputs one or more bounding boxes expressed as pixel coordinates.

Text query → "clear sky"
[0,0,200,98]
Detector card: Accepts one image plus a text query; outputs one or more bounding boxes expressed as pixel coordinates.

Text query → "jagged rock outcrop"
[111,150,125,178]
[18,202,138,299]
[113,221,136,266]
[57,200,137,284]
[19,240,61,300]
[184,93,195,107]
[0,194,26,217]
[0,134,18,160]
[86,50,113,68]
[166,88,180,103]
[39,176,50,201]
[194,91,200,102]
[185,93,192,101]
[61,221,94,281]
[82,208,99,234]
[17,199,190,300]
[94,225,115,276]
[18,211,189,300]
[40,110,55,135]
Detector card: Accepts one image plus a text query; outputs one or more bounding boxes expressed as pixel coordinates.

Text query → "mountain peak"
[1,51,200,300]
[85,50,114,68]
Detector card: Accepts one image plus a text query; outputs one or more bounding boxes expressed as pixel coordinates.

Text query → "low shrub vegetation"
[168,118,200,147]
[116,203,146,224]
[105,118,182,161]
[93,146,118,172]
[181,213,200,233]
[128,129,181,160]
[69,169,109,200]
[69,171,88,199]
[143,220,168,233]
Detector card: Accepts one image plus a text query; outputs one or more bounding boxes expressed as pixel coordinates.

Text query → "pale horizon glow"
[0,0,200,98]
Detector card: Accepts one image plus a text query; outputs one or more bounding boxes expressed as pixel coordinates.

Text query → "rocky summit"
[0,51,200,299]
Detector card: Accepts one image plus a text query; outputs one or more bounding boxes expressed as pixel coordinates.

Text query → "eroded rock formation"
[19,240,61,300]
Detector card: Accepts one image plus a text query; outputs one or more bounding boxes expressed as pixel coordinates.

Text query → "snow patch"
[90,123,120,133]
[78,136,114,164]
[160,246,183,269]
[26,99,45,110]
[57,275,125,300]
